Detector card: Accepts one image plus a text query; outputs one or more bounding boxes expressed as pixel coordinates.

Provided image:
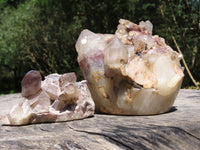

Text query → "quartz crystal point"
[21,70,42,99]
[1,71,94,125]
[75,19,184,115]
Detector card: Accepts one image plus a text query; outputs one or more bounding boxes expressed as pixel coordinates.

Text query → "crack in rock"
[68,125,134,150]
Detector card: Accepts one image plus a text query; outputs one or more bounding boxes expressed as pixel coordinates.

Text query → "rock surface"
[0,89,200,150]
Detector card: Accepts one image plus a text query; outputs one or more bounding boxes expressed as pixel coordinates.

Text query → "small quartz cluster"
[76,19,184,115]
[1,70,94,125]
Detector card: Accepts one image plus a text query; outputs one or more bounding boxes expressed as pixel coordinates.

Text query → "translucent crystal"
[1,72,95,125]
[76,19,184,115]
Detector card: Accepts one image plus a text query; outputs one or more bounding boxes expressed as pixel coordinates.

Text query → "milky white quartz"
[75,19,184,115]
[1,71,94,125]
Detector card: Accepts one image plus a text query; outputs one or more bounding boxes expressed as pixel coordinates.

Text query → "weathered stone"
[0,89,199,150]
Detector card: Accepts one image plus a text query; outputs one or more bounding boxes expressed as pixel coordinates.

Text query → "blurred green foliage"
[0,0,199,93]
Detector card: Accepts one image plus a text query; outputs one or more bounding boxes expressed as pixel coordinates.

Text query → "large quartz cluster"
[1,70,94,125]
[76,19,184,115]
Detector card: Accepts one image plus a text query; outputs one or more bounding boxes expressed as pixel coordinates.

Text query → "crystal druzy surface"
[76,19,184,115]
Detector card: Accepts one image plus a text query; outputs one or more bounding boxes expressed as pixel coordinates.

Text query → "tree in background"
[0,0,199,93]
[159,0,199,87]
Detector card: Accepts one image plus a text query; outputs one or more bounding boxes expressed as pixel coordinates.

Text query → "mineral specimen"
[76,19,184,115]
[1,71,94,125]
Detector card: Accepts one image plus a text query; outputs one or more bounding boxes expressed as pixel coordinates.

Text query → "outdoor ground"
[0,89,200,150]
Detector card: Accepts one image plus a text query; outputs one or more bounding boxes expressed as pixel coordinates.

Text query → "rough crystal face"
[1,71,95,125]
[76,19,184,115]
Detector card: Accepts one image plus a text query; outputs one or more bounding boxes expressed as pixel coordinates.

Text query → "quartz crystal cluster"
[76,19,184,115]
[1,70,94,125]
